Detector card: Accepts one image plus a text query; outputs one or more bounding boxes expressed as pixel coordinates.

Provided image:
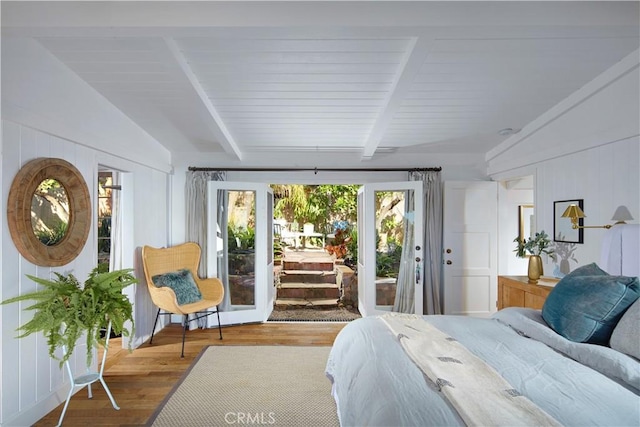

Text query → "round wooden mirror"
[7,158,91,266]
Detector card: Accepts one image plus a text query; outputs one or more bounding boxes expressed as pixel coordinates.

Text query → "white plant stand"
[56,321,120,427]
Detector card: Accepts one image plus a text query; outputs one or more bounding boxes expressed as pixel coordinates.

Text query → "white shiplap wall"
[488,52,640,277]
[0,34,172,426]
[534,137,639,275]
[0,121,170,426]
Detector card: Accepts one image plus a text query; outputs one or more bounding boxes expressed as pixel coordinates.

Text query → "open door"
[358,182,424,316]
[207,182,274,325]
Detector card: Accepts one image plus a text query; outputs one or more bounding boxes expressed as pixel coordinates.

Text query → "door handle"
[446,260,452,265]
[446,248,452,253]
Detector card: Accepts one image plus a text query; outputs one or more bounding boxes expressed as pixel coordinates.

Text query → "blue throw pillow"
[542,274,640,344]
[564,262,608,278]
[152,269,203,305]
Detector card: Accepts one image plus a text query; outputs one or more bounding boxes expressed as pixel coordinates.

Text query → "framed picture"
[518,204,534,242]
[554,199,584,244]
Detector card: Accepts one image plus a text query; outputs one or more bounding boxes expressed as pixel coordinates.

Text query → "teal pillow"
[542,274,640,344]
[564,262,608,278]
[152,269,203,305]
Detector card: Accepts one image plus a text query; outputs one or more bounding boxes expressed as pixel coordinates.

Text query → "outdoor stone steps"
[282,260,335,272]
[274,298,339,310]
[279,282,339,289]
[275,248,339,310]
[278,282,340,299]
[279,269,337,284]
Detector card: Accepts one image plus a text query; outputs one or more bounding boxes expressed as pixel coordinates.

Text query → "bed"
[326,225,640,426]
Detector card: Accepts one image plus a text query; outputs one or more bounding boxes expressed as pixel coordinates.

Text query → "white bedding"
[326,310,640,427]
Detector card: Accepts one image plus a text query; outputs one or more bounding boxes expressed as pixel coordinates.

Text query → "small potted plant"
[1,266,137,367]
[514,230,554,284]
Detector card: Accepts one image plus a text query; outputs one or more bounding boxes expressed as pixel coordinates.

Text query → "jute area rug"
[147,346,339,427]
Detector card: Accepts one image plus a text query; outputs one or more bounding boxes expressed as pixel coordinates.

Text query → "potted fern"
[1,266,137,367]
[514,230,554,284]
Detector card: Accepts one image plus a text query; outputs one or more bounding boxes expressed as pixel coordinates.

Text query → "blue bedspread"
[325,309,640,427]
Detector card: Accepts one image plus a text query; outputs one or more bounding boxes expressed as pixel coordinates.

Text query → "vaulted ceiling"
[3,1,639,166]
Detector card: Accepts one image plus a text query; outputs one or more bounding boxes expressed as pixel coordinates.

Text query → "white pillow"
[610,298,640,360]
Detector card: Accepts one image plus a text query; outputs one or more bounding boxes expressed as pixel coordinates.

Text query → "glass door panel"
[358,182,423,316]
[227,189,256,308]
[207,182,273,325]
[374,190,409,309]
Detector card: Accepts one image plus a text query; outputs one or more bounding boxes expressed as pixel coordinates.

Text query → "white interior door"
[358,182,424,317]
[207,182,274,325]
[443,181,498,317]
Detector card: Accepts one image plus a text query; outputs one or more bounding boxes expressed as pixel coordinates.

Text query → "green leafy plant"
[514,230,554,258]
[344,228,358,268]
[34,221,68,246]
[1,267,137,367]
[273,238,284,261]
[376,241,403,278]
[228,225,255,251]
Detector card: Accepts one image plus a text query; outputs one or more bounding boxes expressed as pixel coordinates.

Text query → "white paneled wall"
[534,137,639,276]
[488,53,640,277]
[1,121,170,426]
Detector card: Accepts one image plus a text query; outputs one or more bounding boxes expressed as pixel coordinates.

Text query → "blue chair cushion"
[542,270,640,345]
[152,269,203,305]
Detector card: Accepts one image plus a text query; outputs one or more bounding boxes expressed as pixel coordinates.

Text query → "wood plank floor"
[34,322,346,427]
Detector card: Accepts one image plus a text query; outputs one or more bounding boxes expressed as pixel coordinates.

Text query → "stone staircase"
[275,250,340,309]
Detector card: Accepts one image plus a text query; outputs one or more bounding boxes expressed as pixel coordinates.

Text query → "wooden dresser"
[497,276,559,310]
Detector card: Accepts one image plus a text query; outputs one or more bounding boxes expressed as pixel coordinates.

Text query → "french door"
[358,182,424,317]
[207,182,274,325]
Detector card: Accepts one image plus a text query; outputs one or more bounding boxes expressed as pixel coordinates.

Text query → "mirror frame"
[7,158,91,266]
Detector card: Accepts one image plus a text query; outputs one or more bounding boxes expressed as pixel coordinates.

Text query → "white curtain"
[185,170,226,277]
[216,190,231,312]
[109,172,122,273]
[410,170,443,314]
[109,172,133,348]
[185,170,226,327]
[392,190,416,313]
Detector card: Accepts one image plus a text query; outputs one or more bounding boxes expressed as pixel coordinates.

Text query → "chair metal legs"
[181,314,189,358]
[149,308,161,344]
[150,307,223,357]
[216,306,223,340]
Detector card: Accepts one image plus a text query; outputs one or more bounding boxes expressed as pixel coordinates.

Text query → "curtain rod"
[188,166,441,173]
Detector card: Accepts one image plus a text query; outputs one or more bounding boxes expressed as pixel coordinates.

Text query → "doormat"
[268,308,361,322]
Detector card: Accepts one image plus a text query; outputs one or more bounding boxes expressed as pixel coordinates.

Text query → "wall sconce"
[562,204,634,229]
[611,205,634,224]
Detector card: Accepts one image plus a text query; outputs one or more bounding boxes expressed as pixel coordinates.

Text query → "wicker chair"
[141,242,223,357]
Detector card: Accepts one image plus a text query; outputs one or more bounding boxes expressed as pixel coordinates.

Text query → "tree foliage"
[272,184,359,231]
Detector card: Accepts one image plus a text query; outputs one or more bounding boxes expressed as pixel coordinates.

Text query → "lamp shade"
[611,205,633,223]
[561,204,585,220]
